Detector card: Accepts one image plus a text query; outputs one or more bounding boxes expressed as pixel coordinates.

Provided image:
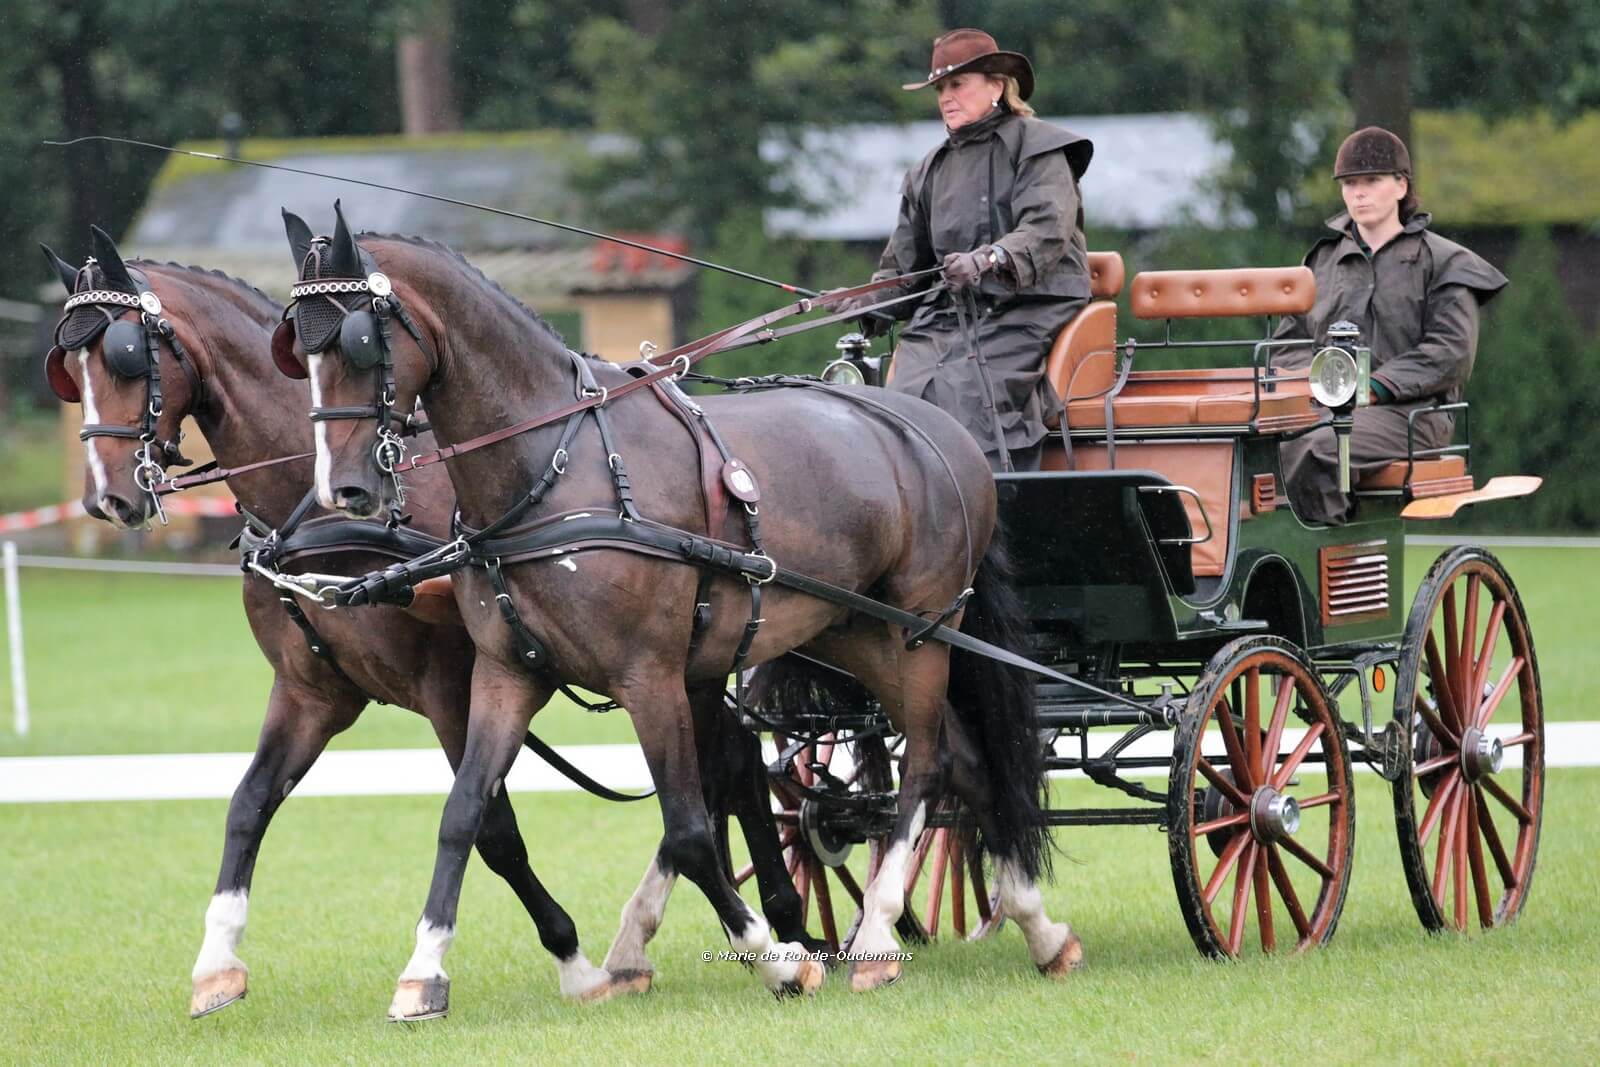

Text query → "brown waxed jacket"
[872,109,1094,460]
[1275,211,1508,404]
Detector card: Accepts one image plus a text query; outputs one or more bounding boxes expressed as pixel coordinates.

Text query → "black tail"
[946,525,1052,881]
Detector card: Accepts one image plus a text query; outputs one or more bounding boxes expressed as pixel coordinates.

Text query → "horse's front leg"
[619,675,825,998]
[191,677,364,1018]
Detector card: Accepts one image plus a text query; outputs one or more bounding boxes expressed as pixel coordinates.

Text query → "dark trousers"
[1279,405,1453,524]
[987,440,1044,474]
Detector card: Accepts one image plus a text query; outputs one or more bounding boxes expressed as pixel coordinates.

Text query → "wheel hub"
[799,793,854,868]
[1249,786,1300,842]
[1460,727,1504,781]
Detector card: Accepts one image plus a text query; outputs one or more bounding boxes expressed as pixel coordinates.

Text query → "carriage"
[751,257,1545,958]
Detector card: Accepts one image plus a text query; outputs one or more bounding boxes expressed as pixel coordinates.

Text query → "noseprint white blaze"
[307,353,335,508]
[77,350,111,505]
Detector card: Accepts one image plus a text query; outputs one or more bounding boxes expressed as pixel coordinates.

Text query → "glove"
[942,247,994,292]
[824,285,894,337]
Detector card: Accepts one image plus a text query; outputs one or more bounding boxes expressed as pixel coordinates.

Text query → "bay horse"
[39,227,816,1019]
[280,202,1082,1011]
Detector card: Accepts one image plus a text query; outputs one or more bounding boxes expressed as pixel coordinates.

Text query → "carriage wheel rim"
[1393,551,1543,932]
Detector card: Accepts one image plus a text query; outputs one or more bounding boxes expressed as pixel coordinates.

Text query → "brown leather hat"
[1333,126,1412,179]
[901,28,1034,100]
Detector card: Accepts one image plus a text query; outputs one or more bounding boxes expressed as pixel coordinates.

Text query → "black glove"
[942,247,993,292]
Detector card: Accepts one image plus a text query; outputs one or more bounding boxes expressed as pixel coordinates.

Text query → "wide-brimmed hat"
[901,28,1034,101]
[1333,126,1412,179]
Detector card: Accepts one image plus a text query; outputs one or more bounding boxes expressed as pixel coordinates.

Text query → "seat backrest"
[1044,251,1125,407]
[1130,266,1314,320]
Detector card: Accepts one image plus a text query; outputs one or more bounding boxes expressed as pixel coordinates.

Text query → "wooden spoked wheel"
[1392,547,1544,932]
[1168,636,1355,958]
[732,735,1003,950]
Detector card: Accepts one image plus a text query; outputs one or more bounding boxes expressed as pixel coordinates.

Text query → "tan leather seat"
[1356,455,1468,492]
[1043,252,1125,427]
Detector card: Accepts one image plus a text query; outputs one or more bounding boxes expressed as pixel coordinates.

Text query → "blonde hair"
[999,76,1034,118]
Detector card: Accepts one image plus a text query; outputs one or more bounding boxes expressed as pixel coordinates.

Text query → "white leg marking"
[726,910,815,991]
[308,353,335,509]
[851,801,926,957]
[399,919,455,982]
[602,860,676,976]
[192,890,249,980]
[77,350,113,510]
[995,858,1071,967]
[557,953,612,999]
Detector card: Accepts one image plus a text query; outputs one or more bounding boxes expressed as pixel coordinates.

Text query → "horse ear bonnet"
[288,201,382,360]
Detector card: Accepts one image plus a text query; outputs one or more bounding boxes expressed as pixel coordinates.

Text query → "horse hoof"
[848,958,902,993]
[775,958,826,999]
[190,968,247,1019]
[388,977,450,1022]
[1039,931,1085,979]
[580,970,653,1004]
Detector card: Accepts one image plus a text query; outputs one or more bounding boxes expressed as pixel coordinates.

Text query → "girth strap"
[485,556,553,672]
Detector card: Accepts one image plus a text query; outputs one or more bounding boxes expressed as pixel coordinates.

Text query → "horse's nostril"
[101,494,139,526]
[333,486,374,514]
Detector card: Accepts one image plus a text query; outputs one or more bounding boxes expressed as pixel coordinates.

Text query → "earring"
[991,98,1000,107]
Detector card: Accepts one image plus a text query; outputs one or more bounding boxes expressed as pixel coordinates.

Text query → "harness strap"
[278,594,386,704]
[520,729,653,802]
[485,556,553,672]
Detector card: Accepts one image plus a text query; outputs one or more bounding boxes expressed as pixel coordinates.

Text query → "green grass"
[1,769,1596,1064]
[1,545,1593,758]
[0,409,66,513]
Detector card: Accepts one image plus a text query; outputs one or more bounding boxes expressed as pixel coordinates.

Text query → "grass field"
[2,770,1596,1064]
[1,545,1595,758]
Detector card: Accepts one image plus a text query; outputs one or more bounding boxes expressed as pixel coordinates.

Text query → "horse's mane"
[360,231,568,349]
[131,259,282,314]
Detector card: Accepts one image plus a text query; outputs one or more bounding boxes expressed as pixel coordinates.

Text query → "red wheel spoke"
[1465,797,1495,928]
[1413,696,1457,754]
[733,862,755,886]
[1296,791,1340,810]
[1226,842,1258,956]
[1459,575,1480,721]
[1474,789,1518,889]
[1425,632,1464,739]
[1203,828,1252,906]
[1454,791,1470,929]
[1197,757,1251,807]
[1417,769,1462,846]
[903,827,937,897]
[1271,722,1325,790]
[833,863,866,906]
[1261,675,1295,783]
[1482,776,1532,825]
[773,811,799,825]
[1501,731,1536,748]
[796,860,811,926]
[1279,833,1334,882]
[1214,696,1254,789]
[925,829,951,936]
[1413,753,1457,778]
[1266,845,1312,941]
[949,834,968,937]
[1195,811,1251,836]
[811,858,839,948]
[1474,657,1526,732]
[1443,584,1462,724]
[969,844,994,923]
[1431,786,1464,906]
[1253,849,1276,953]
[1244,668,1264,789]
[1469,600,1506,710]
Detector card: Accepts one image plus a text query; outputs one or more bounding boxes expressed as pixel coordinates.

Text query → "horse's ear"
[330,198,362,277]
[89,225,137,294]
[39,243,79,294]
[281,208,314,269]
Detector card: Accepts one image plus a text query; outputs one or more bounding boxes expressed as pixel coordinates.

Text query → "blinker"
[271,316,307,379]
[338,308,384,369]
[103,319,150,379]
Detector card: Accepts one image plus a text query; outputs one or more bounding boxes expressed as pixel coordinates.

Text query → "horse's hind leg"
[621,676,824,998]
[191,677,364,1018]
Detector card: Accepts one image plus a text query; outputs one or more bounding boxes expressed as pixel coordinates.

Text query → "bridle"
[273,239,434,514]
[47,261,207,524]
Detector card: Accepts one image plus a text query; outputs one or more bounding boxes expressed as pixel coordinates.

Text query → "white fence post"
[4,541,28,737]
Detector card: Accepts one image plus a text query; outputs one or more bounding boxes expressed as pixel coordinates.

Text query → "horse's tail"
[946,524,1052,882]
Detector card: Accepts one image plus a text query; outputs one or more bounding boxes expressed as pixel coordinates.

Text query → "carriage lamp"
[1310,321,1373,493]
[822,331,881,386]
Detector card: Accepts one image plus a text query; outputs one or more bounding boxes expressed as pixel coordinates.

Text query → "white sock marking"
[557,953,612,998]
[399,919,455,982]
[603,860,676,975]
[995,858,1071,966]
[192,890,249,979]
[851,802,926,957]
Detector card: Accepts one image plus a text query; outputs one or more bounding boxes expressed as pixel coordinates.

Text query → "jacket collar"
[1322,209,1432,257]
[946,108,1010,146]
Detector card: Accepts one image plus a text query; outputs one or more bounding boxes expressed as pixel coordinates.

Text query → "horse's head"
[274,202,435,518]
[41,228,207,529]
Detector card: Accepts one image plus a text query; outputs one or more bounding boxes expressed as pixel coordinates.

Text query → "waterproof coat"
[1275,210,1507,523]
[873,109,1093,465]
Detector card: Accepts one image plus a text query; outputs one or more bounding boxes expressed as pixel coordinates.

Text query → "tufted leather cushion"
[1130,266,1315,320]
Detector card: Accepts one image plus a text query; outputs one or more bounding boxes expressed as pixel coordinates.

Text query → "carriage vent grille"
[1319,540,1391,626]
